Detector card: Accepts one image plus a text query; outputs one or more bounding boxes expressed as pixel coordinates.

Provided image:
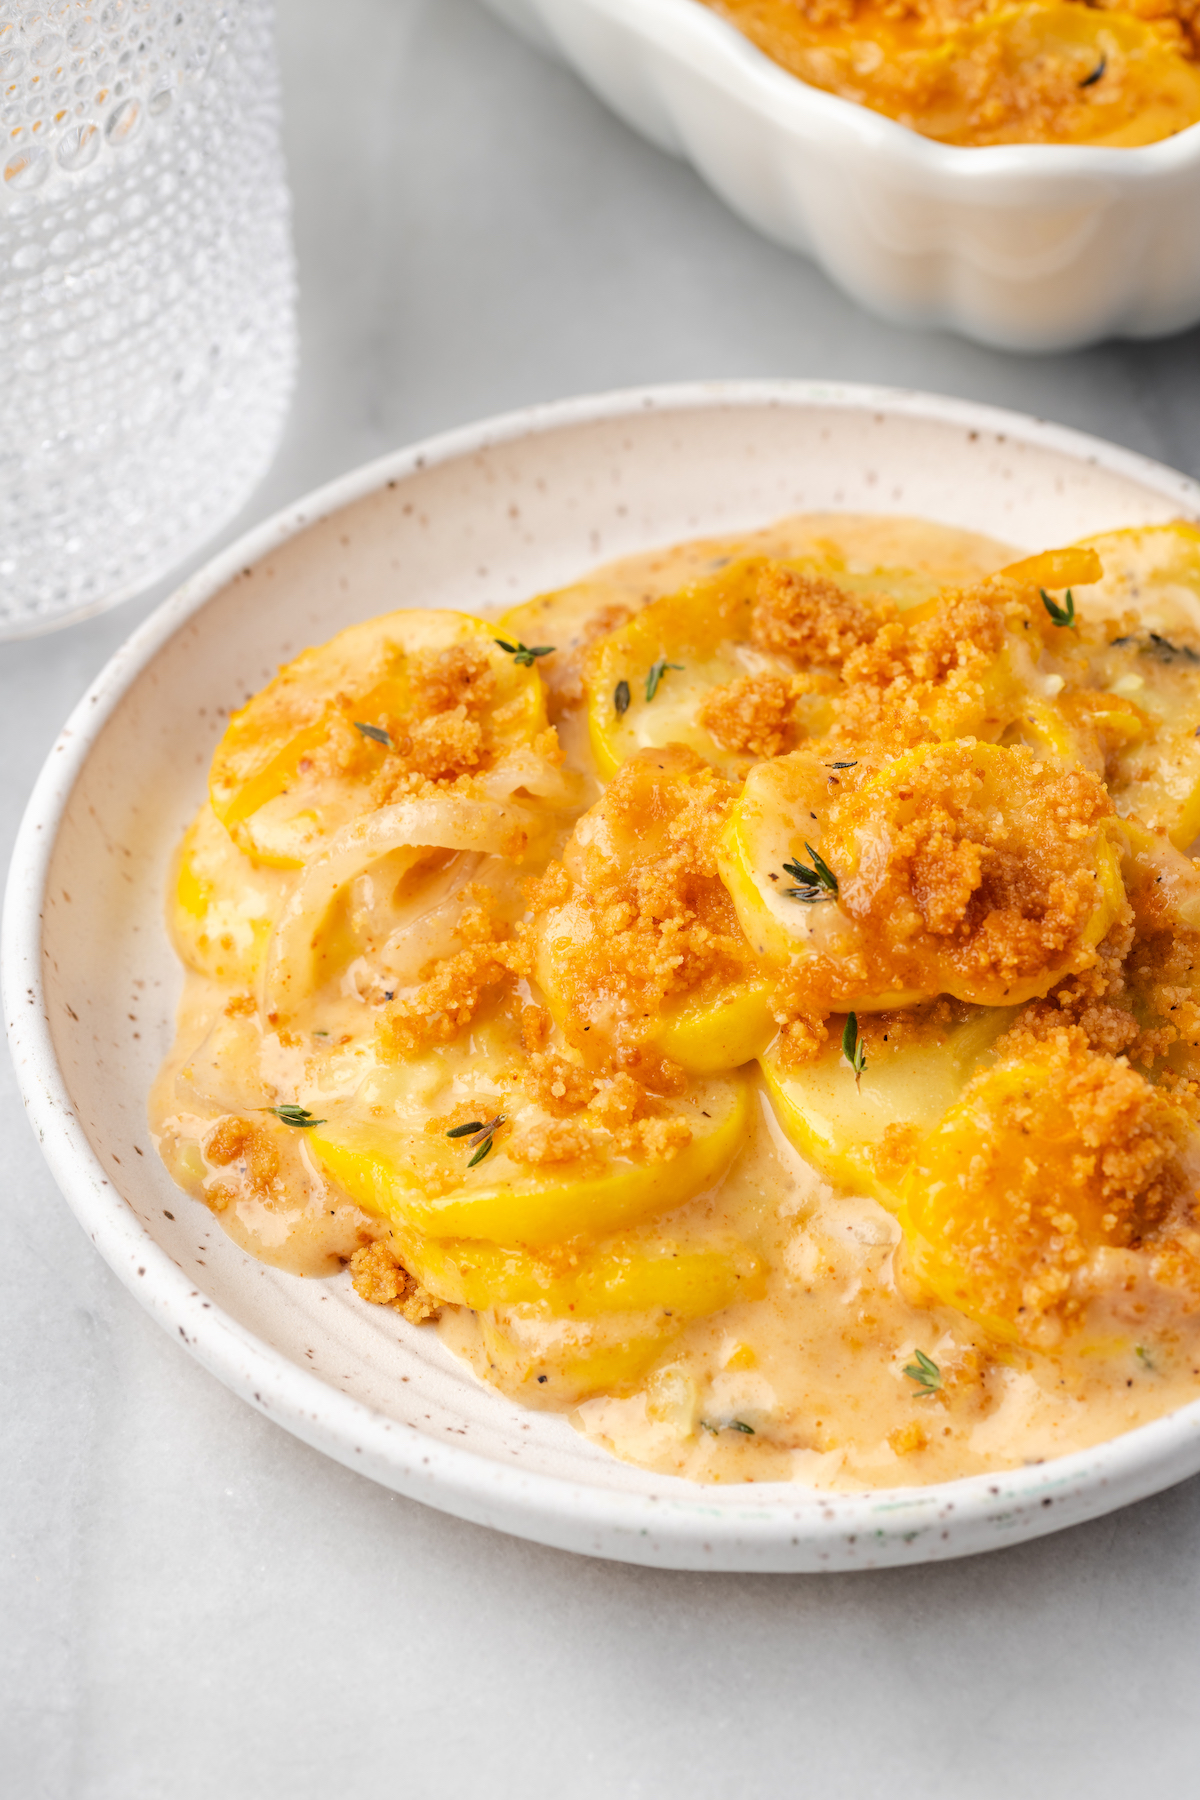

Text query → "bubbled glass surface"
[0,0,297,636]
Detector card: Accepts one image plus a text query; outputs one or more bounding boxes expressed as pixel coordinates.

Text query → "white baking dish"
[481,0,1200,351]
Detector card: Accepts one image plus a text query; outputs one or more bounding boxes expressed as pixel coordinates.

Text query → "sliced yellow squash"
[898,1040,1196,1346]
[171,802,290,984]
[310,1072,749,1248]
[210,609,552,867]
[761,1005,1017,1201]
[401,1228,765,1318]
[719,741,1127,1011]
[530,745,773,1074]
[583,559,795,779]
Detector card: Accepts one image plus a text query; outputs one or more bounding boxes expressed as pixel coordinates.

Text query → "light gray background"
[6,3,1200,1795]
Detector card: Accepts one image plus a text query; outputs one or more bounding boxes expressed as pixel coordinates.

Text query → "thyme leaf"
[614,678,631,716]
[1079,52,1106,86]
[803,843,838,892]
[495,638,554,668]
[354,721,392,748]
[824,761,857,770]
[1040,587,1076,630]
[903,1348,942,1397]
[729,1420,755,1434]
[264,1105,325,1129]
[842,1012,867,1086]
[782,842,839,902]
[645,657,683,703]
[459,1114,506,1166]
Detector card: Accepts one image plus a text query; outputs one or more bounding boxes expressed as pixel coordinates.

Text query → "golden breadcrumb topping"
[909,1023,1194,1334]
[529,746,755,1070]
[506,1117,600,1166]
[376,893,523,1057]
[774,741,1120,1023]
[887,1419,927,1455]
[831,578,1031,752]
[699,671,812,758]
[349,1240,440,1324]
[203,1115,283,1211]
[750,564,886,668]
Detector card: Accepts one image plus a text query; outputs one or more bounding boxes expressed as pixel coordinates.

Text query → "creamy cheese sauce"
[151,511,1200,1488]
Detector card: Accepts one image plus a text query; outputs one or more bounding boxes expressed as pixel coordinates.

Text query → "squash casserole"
[705,0,1200,147]
[151,512,1200,1488]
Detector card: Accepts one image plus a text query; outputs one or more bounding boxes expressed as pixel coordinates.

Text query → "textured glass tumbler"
[0,0,297,637]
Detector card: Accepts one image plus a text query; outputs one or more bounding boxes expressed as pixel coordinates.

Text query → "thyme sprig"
[1040,587,1076,630]
[903,1348,942,1397]
[264,1104,326,1129]
[614,678,631,716]
[782,842,839,902]
[354,721,392,748]
[842,1012,867,1087]
[447,1114,506,1167]
[495,638,554,667]
[645,657,683,703]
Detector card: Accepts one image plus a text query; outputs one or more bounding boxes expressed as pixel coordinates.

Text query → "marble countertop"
[6,2,1200,1794]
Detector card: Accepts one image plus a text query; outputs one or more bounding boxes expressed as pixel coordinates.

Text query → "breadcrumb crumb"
[350,1240,440,1324]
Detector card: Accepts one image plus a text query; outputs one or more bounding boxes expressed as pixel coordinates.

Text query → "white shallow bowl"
[482,0,1200,351]
[9,381,1200,1573]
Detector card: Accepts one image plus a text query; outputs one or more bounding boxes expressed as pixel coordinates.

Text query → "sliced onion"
[262,795,534,1020]
[343,855,487,999]
[480,750,577,806]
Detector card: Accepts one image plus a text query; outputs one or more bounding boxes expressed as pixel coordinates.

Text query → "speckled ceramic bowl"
[482,0,1200,351]
[8,382,1200,1571]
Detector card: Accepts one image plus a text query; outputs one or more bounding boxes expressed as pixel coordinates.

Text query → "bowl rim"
[573,0,1200,176]
[9,377,1200,1570]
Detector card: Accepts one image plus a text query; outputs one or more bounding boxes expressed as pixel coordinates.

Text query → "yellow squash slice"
[585,544,1100,782]
[401,1228,765,1319]
[761,1006,1017,1202]
[583,558,823,779]
[310,1071,749,1248]
[171,802,291,984]
[209,609,554,867]
[898,1039,1197,1346]
[719,740,1127,1011]
[529,745,774,1074]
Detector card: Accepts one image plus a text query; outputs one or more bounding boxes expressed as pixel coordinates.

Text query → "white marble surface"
[5,2,1200,1793]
